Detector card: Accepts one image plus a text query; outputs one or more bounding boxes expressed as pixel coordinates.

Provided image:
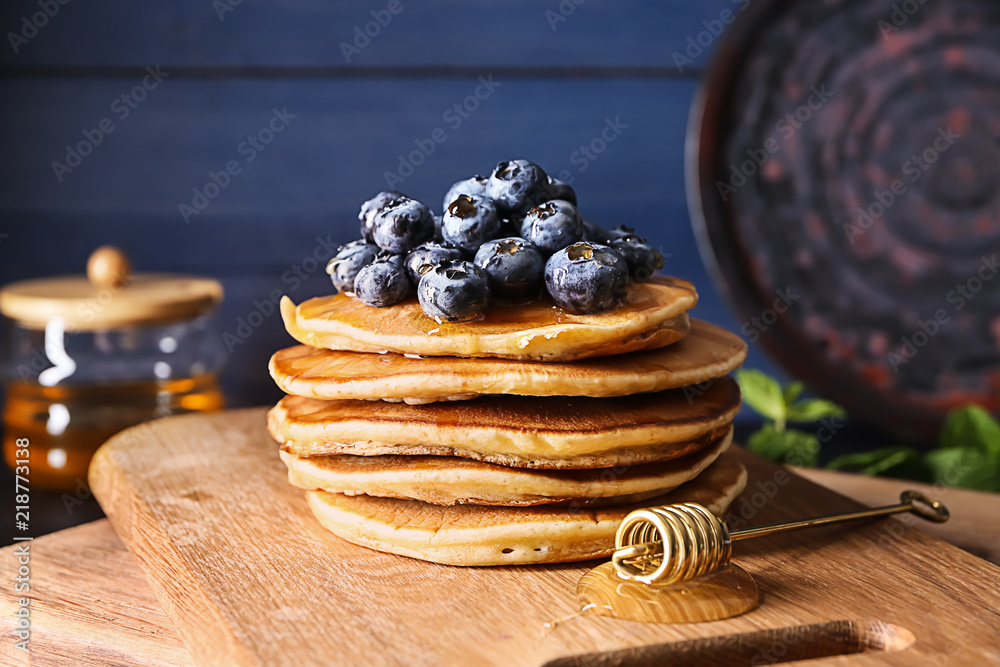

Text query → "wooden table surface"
[1,468,998,667]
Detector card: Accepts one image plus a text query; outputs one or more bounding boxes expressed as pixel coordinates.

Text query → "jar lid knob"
[87,246,132,289]
[1,246,222,330]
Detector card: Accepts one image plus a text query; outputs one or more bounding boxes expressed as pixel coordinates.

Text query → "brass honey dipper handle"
[612,490,949,586]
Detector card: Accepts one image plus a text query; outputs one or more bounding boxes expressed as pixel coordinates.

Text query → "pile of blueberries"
[325,159,664,321]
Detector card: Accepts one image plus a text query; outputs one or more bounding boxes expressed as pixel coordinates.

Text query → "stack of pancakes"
[267,276,748,566]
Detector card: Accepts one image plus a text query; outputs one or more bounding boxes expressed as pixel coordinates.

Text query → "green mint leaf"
[826,447,925,478]
[779,429,821,467]
[786,398,846,424]
[747,424,784,461]
[735,369,787,424]
[925,447,1000,492]
[747,424,819,467]
[938,405,1000,458]
[783,381,804,405]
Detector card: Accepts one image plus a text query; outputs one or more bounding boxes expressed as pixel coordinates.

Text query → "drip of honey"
[577,561,760,624]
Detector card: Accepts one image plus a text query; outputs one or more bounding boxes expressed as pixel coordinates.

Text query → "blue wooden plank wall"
[0,0,781,409]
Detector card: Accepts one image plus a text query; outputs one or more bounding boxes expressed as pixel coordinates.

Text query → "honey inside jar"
[3,374,223,490]
[0,246,226,491]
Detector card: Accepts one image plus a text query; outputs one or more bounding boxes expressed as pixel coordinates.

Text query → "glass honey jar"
[0,246,226,490]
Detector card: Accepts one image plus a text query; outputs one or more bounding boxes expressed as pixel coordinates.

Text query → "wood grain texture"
[0,273,223,330]
[87,408,1000,666]
[795,466,1000,567]
[0,521,194,667]
[0,0,734,68]
[0,79,693,230]
[3,463,1000,666]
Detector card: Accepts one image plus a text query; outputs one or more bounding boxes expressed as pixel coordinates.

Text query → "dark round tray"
[687,0,1000,440]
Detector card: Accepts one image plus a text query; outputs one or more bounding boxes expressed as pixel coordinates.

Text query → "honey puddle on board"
[577,561,760,624]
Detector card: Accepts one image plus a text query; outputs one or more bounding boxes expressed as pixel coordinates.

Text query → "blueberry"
[432,214,444,242]
[610,235,665,283]
[372,197,434,254]
[605,224,636,242]
[354,256,411,307]
[473,237,544,301]
[442,194,503,251]
[417,260,491,322]
[442,175,489,213]
[359,190,406,242]
[374,250,406,267]
[404,241,466,284]
[546,176,577,206]
[581,218,610,242]
[544,242,629,314]
[325,239,379,294]
[520,199,584,255]
[487,160,550,215]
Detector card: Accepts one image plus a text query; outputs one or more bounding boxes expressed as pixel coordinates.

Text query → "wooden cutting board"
[89,408,1000,666]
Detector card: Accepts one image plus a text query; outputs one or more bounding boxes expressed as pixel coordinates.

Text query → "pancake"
[281,426,730,470]
[280,276,697,361]
[281,426,732,506]
[270,319,747,404]
[305,454,747,565]
[267,376,741,468]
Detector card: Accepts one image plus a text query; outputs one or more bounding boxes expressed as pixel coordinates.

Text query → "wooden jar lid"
[0,246,224,331]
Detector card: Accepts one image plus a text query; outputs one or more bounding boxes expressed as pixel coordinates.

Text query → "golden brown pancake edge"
[304,454,747,565]
[280,275,696,360]
[280,426,733,506]
[266,377,741,465]
[269,318,747,402]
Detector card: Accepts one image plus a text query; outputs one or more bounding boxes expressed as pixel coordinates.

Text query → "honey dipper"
[612,490,950,585]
